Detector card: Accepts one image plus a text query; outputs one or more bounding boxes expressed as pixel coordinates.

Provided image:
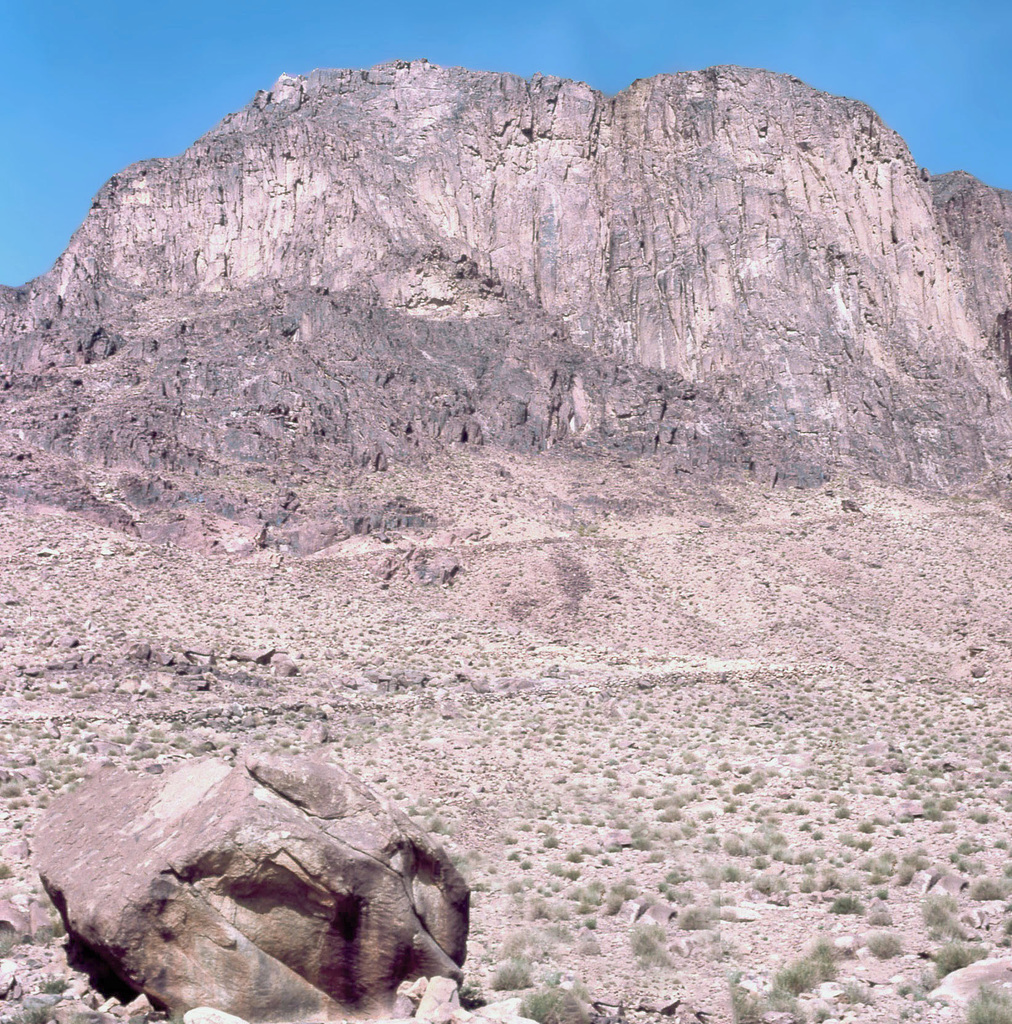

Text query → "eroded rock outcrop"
[34,755,469,1021]
[3,60,1012,532]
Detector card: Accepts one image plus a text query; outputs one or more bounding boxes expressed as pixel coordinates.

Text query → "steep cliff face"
[931,171,1012,369]
[2,60,1012,533]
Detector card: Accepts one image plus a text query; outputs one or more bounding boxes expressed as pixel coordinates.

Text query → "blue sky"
[2,0,1009,286]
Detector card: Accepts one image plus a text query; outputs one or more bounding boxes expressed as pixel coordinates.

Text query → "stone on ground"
[184,1010,251,1024]
[35,754,469,1022]
[929,958,1012,1005]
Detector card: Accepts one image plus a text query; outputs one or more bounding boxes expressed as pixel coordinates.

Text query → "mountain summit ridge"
[2,59,1012,546]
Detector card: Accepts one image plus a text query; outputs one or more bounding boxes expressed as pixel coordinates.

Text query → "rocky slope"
[6,471,1012,1023]
[2,60,1012,544]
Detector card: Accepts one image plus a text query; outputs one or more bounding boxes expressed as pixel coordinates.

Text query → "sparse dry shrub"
[677,905,715,931]
[866,931,903,959]
[923,893,964,939]
[491,958,533,991]
[934,941,987,979]
[629,922,670,967]
[521,986,587,1024]
[772,937,838,998]
[971,877,1007,901]
[967,987,1012,1024]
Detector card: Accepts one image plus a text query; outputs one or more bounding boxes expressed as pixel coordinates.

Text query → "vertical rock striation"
[2,59,1012,515]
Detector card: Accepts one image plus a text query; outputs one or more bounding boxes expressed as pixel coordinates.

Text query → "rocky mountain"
[2,60,1012,545]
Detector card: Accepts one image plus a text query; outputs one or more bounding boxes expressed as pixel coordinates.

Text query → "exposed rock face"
[2,60,1012,533]
[929,957,1012,1005]
[34,755,469,1022]
[931,170,1012,374]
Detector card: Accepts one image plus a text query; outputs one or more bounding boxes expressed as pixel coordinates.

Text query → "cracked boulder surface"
[33,754,469,1022]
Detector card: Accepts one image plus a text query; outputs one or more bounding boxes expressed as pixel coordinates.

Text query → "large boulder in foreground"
[34,755,469,1021]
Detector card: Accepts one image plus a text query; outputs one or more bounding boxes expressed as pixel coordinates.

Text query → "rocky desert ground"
[3,452,1012,1024]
